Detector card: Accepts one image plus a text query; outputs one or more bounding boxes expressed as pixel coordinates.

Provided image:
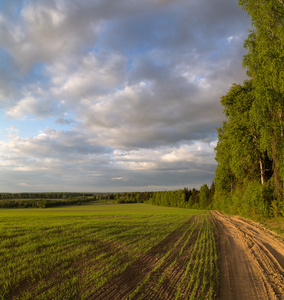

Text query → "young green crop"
[0,203,217,299]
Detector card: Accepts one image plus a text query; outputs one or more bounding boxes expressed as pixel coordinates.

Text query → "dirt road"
[211,211,284,300]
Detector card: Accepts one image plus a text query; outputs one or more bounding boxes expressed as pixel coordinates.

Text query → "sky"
[0,0,251,193]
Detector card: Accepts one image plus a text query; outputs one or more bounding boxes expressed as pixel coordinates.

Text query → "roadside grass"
[0,203,211,299]
[261,217,284,237]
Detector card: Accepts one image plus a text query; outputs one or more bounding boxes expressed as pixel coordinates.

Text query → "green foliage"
[240,0,284,93]
[239,181,272,219]
[0,196,94,209]
[0,192,94,200]
[0,188,215,212]
[213,189,232,213]
[271,198,284,218]
[199,184,210,209]
[146,187,213,210]
[214,180,273,220]
[213,1,284,219]
[218,80,272,185]
[240,0,284,190]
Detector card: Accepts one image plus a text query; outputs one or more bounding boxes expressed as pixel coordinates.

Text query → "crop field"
[0,203,218,299]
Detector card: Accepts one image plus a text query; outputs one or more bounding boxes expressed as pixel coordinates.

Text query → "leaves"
[214,0,284,210]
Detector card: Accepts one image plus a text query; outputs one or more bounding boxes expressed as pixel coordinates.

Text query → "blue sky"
[0,0,251,192]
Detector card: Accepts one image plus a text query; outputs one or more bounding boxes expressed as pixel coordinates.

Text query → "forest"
[103,184,215,209]
[0,185,216,210]
[212,0,284,219]
[0,193,95,208]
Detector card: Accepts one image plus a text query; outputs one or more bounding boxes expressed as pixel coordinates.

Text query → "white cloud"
[161,143,216,163]
[50,52,127,101]
[112,177,128,181]
[0,1,104,70]
[0,0,251,191]
[18,183,32,187]
[6,96,54,119]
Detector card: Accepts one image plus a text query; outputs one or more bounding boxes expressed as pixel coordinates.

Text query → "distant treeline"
[0,184,216,209]
[96,183,215,209]
[98,191,153,204]
[147,184,215,209]
[0,192,94,199]
[0,193,96,208]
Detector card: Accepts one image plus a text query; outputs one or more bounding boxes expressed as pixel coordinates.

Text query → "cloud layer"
[0,0,251,192]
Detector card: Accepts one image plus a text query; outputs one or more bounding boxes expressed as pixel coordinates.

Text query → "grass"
[261,216,284,237]
[177,216,218,300]
[126,214,218,300]
[0,203,216,299]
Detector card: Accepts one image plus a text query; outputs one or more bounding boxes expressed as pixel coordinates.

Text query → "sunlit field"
[0,203,218,299]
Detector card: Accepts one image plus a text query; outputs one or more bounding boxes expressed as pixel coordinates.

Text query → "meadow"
[0,203,218,299]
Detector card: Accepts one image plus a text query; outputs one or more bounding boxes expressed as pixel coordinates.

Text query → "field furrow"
[0,204,219,300]
[88,217,195,300]
[88,214,218,300]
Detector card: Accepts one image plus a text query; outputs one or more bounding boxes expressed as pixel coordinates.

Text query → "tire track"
[211,211,284,300]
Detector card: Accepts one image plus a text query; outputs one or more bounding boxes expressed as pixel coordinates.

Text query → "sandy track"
[211,211,284,300]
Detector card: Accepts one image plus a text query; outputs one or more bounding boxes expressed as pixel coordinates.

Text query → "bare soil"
[211,211,284,300]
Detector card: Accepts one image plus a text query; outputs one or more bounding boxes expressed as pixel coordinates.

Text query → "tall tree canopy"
[241,0,284,191]
[214,0,284,217]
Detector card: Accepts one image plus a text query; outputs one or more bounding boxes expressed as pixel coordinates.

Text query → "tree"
[221,80,272,185]
[214,122,236,194]
[199,184,210,209]
[240,0,284,194]
[213,1,284,216]
[214,80,274,212]
[208,181,215,207]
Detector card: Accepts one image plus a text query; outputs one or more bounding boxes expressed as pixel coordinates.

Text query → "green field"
[0,203,218,299]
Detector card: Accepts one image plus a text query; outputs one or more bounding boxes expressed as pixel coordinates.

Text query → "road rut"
[211,211,284,300]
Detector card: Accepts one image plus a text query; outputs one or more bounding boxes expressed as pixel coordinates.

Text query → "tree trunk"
[259,160,264,185]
